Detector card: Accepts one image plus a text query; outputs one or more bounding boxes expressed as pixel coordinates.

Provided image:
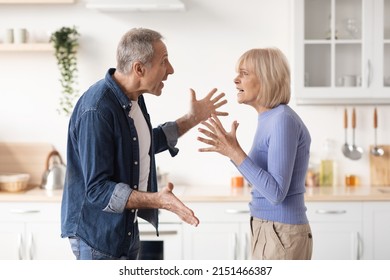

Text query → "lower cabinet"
[1,200,389,260]
[0,202,74,260]
[183,201,390,260]
[183,202,251,260]
[362,202,390,260]
[306,202,363,260]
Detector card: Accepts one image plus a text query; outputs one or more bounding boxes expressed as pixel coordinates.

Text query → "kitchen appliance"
[40,150,66,190]
[138,209,182,260]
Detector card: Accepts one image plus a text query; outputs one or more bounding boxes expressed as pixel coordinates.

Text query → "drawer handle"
[315,210,347,215]
[225,209,250,214]
[140,230,178,236]
[10,209,41,214]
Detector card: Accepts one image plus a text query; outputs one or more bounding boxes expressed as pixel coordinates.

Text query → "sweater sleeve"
[236,114,299,205]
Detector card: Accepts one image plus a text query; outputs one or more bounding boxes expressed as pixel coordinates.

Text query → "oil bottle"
[319,139,336,187]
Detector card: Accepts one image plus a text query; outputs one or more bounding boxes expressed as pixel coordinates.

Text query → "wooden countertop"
[1,185,390,203]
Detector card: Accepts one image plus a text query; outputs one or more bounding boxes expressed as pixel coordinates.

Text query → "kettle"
[40,150,66,190]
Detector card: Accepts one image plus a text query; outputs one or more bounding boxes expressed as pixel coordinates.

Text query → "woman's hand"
[197,114,247,165]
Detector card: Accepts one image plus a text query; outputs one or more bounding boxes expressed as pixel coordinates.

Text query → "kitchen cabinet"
[0,43,54,52]
[293,0,390,104]
[0,0,74,3]
[182,202,251,260]
[306,202,363,259]
[362,202,390,259]
[0,43,52,52]
[0,202,74,260]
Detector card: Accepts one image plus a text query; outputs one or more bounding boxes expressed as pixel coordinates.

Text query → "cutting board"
[0,142,55,186]
[370,145,390,186]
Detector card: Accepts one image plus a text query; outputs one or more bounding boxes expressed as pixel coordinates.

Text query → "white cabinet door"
[362,202,390,260]
[183,223,240,260]
[0,223,24,260]
[0,202,74,260]
[182,202,250,260]
[26,222,74,260]
[306,201,363,260]
[310,222,362,260]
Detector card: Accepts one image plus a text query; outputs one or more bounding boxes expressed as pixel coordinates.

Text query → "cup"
[4,29,14,43]
[14,28,28,44]
[345,174,359,187]
[231,176,244,188]
[342,75,357,87]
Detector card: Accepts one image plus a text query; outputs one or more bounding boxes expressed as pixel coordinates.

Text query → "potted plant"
[50,26,80,116]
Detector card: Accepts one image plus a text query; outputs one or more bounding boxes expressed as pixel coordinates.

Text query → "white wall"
[0,0,389,187]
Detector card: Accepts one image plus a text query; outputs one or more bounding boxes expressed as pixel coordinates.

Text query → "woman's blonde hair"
[236,48,290,108]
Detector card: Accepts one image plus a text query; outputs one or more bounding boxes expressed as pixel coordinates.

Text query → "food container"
[0,173,31,192]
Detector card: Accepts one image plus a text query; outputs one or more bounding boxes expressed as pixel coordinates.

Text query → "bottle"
[319,139,336,187]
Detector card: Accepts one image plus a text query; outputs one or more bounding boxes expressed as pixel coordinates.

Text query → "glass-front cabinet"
[293,0,390,104]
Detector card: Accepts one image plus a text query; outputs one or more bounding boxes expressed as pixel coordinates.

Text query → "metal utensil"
[341,108,353,158]
[371,107,384,156]
[349,108,363,160]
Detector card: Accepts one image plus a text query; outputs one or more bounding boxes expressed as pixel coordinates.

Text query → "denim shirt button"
[134,161,138,165]
[133,137,137,141]
[131,209,135,213]
[133,185,138,189]
[128,232,131,236]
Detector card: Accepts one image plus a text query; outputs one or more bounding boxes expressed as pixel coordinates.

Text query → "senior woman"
[197,48,313,260]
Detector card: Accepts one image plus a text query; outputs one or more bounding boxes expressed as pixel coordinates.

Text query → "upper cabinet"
[0,0,74,3]
[293,0,390,105]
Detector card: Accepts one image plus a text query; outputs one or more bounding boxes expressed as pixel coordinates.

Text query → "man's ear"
[133,62,145,77]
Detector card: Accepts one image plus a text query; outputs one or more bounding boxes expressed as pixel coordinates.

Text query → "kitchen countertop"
[1,185,390,203]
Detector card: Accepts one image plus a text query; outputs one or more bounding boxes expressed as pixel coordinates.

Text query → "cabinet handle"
[18,234,23,260]
[367,60,372,87]
[354,232,363,260]
[140,230,178,236]
[28,233,34,260]
[244,232,250,260]
[315,210,347,215]
[225,209,250,214]
[233,233,238,260]
[10,209,40,214]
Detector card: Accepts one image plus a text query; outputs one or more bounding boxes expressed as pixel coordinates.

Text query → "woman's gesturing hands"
[197,114,247,166]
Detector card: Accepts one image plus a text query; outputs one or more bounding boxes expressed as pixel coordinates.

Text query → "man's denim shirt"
[61,68,179,258]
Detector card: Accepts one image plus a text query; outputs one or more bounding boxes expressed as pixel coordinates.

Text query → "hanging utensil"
[341,108,353,158]
[349,108,363,160]
[370,107,384,156]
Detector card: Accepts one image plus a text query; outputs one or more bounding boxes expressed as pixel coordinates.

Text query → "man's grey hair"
[116,28,163,74]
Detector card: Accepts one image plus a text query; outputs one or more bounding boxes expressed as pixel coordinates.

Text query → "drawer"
[306,202,363,222]
[186,202,250,223]
[0,202,61,222]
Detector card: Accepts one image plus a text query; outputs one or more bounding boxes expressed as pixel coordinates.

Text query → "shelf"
[0,0,74,3]
[0,43,52,52]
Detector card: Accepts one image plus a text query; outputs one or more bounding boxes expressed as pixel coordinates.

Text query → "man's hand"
[176,88,228,136]
[158,183,199,227]
[188,88,228,124]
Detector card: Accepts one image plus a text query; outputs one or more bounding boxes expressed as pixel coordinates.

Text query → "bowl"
[0,173,31,192]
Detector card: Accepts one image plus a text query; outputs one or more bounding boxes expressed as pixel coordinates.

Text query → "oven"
[138,210,182,260]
